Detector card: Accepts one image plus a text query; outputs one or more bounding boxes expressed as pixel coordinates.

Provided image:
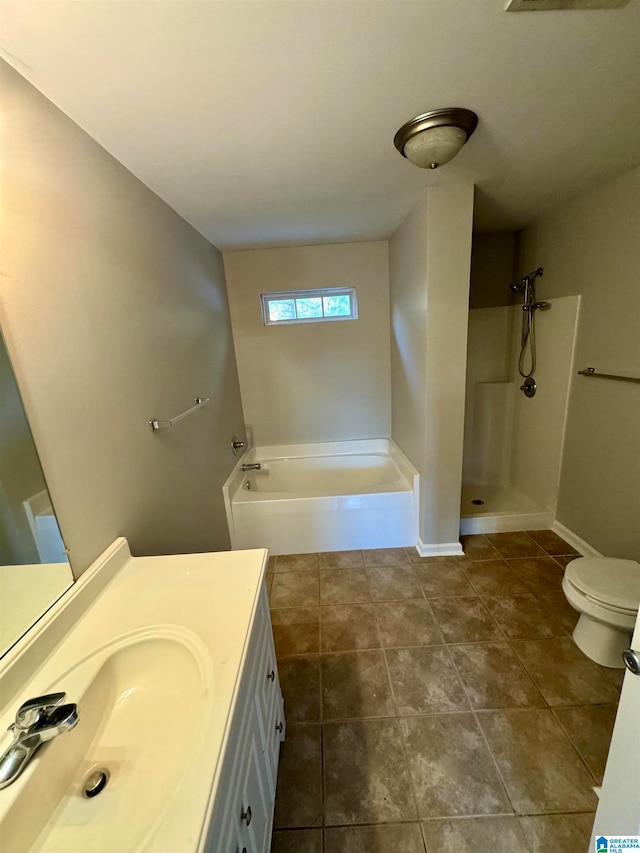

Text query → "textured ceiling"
[1,0,639,249]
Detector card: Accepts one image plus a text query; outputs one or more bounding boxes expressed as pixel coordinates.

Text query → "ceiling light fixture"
[394,108,478,170]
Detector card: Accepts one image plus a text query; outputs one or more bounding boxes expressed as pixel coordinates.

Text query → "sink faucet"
[241,463,261,471]
[0,693,78,789]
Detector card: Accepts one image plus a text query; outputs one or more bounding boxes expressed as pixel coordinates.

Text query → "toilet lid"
[566,557,640,612]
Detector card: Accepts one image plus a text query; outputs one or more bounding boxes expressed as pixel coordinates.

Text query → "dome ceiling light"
[393,108,478,170]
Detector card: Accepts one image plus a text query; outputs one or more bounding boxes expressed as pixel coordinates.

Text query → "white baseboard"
[460,511,554,536]
[551,520,602,557]
[416,538,464,558]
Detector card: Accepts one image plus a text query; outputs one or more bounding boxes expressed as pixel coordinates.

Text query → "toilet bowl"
[562,557,640,668]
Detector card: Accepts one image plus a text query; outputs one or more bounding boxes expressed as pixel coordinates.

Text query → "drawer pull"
[241,804,252,826]
[275,721,283,734]
[267,669,275,682]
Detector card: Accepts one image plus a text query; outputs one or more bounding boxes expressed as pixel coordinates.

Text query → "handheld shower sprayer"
[508,266,547,397]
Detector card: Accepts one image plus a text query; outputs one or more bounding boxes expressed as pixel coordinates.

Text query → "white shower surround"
[461,295,580,534]
[223,439,418,555]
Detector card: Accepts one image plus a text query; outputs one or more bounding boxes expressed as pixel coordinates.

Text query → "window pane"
[323,294,351,317]
[295,297,323,318]
[268,299,296,321]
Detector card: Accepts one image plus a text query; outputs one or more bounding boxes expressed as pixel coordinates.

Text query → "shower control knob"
[520,377,537,398]
[623,649,640,676]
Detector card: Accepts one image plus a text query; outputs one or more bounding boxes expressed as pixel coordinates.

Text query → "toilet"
[562,557,640,668]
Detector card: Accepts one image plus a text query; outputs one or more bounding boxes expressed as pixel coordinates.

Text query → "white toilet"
[562,557,640,668]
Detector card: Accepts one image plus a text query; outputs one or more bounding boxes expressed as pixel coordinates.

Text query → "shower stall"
[461,253,580,534]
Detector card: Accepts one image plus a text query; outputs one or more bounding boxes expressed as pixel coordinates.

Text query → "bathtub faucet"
[0,693,79,789]
[241,463,261,472]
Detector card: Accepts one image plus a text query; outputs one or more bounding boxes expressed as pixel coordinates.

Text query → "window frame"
[260,287,358,326]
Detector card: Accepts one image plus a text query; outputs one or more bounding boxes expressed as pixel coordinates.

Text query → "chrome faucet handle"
[231,436,247,455]
[11,693,66,732]
[27,703,79,743]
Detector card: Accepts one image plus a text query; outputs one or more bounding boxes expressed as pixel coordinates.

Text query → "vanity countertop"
[0,539,268,852]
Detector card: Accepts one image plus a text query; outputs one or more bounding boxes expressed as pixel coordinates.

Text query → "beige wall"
[469,232,517,309]
[0,61,246,575]
[518,166,640,560]
[390,185,474,548]
[223,242,391,446]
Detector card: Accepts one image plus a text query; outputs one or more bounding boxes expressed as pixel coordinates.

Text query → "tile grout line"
[549,706,604,788]
[372,598,425,830]
[447,645,521,826]
[272,537,595,849]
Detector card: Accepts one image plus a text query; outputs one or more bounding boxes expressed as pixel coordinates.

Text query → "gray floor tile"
[511,637,621,706]
[477,709,598,814]
[460,534,501,561]
[375,600,443,648]
[484,594,569,639]
[519,813,595,852]
[462,560,529,596]
[321,603,380,652]
[319,550,364,569]
[429,596,502,643]
[367,564,423,601]
[363,547,411,567]
[323,719,417,824]
[414,563,477,598]
[485,532,546,558]
[279,655,321,723]
[271,828,323,853]
[553,703,618,784]
[274,724,323,828]
[275,553,321,572]
[525,529,579,556]
[400,714,511,818]
[508,556,565,595]
[272,607,320,657]
[386,646,469,715]
[325,823,426,853]
[321,650,394,719]
[451,642,546,709]
[271,570,320,608]
[320,568,371,604]
[422,817,529,852]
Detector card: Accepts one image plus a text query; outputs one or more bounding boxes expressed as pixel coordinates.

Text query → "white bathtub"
[223,439,419,555]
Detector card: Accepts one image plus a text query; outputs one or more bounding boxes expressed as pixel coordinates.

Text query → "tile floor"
[266,531,624,853]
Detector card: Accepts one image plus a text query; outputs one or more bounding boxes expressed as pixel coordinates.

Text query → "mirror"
[0,330,73,657]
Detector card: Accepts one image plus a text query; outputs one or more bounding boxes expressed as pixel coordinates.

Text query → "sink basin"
[2,628,211,852]
[0,538,267,852]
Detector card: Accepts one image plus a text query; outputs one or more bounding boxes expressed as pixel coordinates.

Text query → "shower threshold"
[460,482,554,535]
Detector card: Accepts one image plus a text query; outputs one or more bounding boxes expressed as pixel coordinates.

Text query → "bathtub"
[223,439,419,555]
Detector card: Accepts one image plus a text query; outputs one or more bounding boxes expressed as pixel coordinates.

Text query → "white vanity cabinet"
[205,586,285,853]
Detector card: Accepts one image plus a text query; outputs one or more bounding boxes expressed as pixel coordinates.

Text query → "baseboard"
[551,520,602,557]
[416,538,464,558]
[460,511,554,536]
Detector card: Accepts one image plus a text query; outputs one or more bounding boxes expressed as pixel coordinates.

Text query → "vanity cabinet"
[205,585,285,853]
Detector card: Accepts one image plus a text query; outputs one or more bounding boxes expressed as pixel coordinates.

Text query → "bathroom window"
[260,287,358,325]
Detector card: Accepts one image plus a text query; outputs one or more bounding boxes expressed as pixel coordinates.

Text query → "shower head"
[509,267,543,294]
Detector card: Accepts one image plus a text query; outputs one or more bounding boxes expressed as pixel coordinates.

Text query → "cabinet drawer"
[234,713,273,853]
